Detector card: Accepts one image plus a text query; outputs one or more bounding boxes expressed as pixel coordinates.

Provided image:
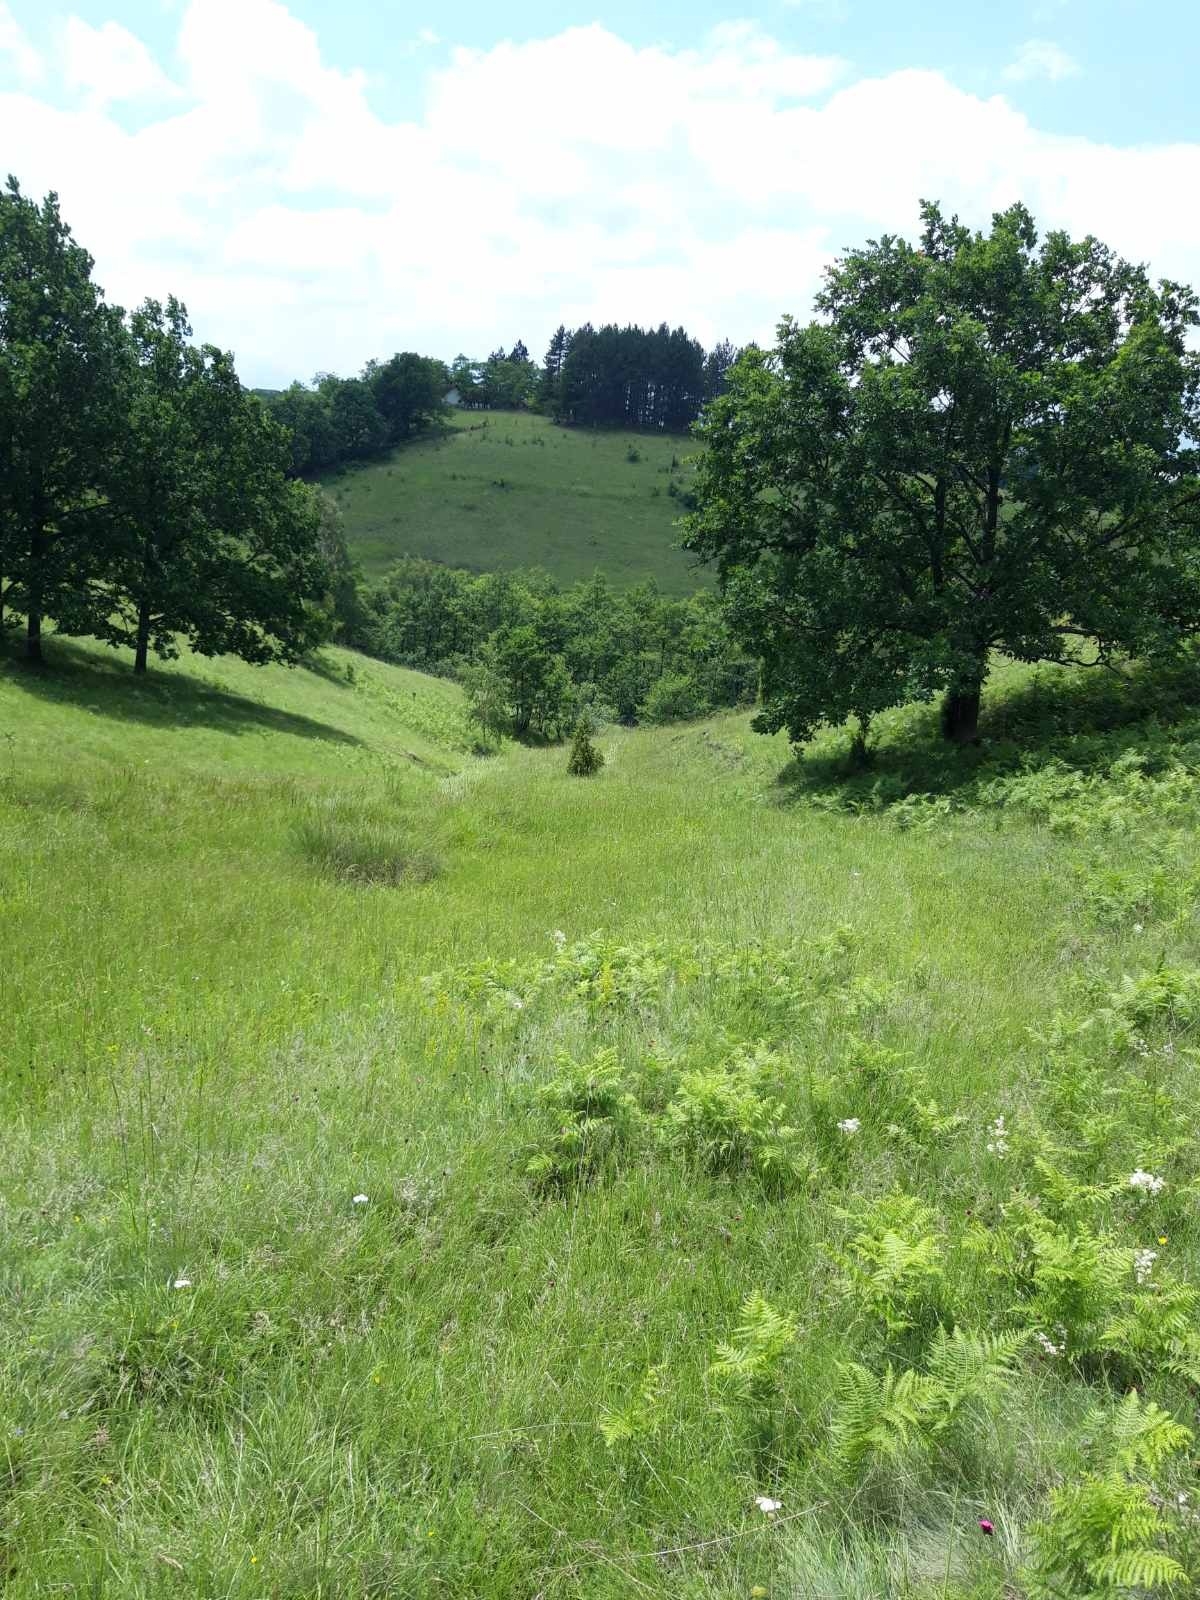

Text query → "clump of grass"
[293,797,443,885]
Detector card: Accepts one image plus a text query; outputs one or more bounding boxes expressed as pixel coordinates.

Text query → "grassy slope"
[2,639,1199,1597]
[325,410,704,592]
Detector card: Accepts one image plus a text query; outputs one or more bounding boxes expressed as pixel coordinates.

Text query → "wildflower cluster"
[1128,1168,1166,1196]
[1134,1248,1158,1286]
[986,1114,1009,1157]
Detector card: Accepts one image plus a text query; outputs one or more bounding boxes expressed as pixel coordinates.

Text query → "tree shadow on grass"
[775,657,1200,812]
[0,637,363,747]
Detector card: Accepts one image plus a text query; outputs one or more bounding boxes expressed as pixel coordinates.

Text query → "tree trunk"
[941,683,982,744]
[134,601,151,675]
[24,522,44,665]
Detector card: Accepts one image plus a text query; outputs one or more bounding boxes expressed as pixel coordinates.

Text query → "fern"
[924,1325,1026,1422]
[598,1363,667,1450]
[708,1293,797,1409]
[829,1362,943,1469]
[1101,1283,1200,1386]
[1026,1393,1192,1599]
[1105,1389,1193,1475]
[841,1196,943,1333]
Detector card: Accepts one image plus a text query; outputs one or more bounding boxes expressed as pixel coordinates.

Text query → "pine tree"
[567,717,604,777]
[540,325,569,413]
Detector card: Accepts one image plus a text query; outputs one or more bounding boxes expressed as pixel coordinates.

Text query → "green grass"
[324,410,705,591]
[4,635,1200,1596]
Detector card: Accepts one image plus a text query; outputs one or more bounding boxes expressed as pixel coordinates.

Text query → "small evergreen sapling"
[567,718,604,777]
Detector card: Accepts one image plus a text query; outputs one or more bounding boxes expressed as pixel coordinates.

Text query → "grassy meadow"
[4,637,1200,1597]
[324,410,704,591]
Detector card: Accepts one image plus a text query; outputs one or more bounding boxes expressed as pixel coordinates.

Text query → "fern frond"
[925,1325,1025,1420]
[1107,1389,1192,1474]
[830,1361,942,1469]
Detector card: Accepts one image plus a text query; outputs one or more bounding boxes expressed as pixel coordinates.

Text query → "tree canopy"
[0,177,127,661]
[685,202,1200,744]
[0,176,335,673]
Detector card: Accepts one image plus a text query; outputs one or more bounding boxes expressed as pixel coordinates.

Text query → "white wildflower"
[1134,1248,1158,1285]
[1133,923,1145,935]
[1128,1168,1166,1196]
[551,929,567,950]
[352,1194,369,1206]
[509,993,525,1011]
[754,1495,783,1515]
[1035,1330,1064,1357]
[837,1117,861,1135]
[986,1114,1009,1157]
[171,1277,192,1290]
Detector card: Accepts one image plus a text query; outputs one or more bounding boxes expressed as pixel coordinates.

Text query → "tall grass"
[325,409,705,591]
[2,635,1199,1596]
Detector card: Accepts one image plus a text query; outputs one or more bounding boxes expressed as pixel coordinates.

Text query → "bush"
[641,673,707,724]
[567,719,604,776]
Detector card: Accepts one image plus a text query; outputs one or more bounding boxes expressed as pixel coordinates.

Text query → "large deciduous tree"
[80,297,332,673]
[0,176,125,662]
[685,202,1200,744]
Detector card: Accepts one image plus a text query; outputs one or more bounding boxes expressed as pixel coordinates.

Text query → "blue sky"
[1,0,1196,385]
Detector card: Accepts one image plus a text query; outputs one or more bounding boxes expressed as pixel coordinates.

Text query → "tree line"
[0,178,337,672]
[258,320,738,482]
[258,354,450,478]
[340,560,756,739]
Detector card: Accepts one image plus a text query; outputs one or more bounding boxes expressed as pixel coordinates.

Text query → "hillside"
[324,410,705,591]
[4,638,1200,1597]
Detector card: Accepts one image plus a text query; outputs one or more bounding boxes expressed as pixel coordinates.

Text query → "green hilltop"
[324,409,705,592]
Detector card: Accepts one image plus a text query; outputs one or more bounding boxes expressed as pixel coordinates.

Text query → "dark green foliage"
[0,177,339,674]
[557,321,715,429]
[0,176,127,663]
[262,352,449,476]
[566,718,604,775]
[448,348,538,411]
[76,297,332,673]
[687,201,1200,746]
[357,561,755,735]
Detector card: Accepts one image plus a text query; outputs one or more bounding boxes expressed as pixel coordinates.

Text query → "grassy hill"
[324,409,705,592]
[4,636,1200,1596]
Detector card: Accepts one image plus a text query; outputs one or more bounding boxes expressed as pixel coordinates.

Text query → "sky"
[1,0,1197,388]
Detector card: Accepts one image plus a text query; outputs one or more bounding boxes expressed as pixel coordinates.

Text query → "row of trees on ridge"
[266,324,741,481]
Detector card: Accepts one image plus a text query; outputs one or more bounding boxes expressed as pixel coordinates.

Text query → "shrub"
[641,673,706,724]
[567,718,604,776]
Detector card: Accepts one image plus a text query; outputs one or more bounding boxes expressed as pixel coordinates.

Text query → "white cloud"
[1002,38,1081,83]
[397,27,440,58]
[62,17,180,108]
[0,2,1195,389]
[0,2,42,84]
